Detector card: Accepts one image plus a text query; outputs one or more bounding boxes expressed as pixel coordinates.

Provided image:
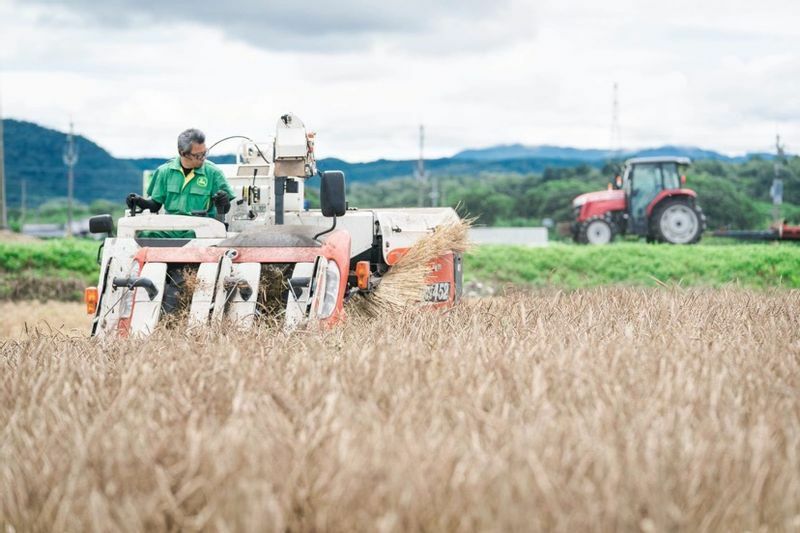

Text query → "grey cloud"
[697,56,800,127]
[24,0,528,53]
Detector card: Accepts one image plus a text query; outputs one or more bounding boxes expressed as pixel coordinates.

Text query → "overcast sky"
[0,0,798,161]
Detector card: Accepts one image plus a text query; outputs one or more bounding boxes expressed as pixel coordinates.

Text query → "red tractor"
[572,156,706,244]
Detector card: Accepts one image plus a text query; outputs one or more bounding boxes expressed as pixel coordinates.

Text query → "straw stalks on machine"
[348,218,472,319]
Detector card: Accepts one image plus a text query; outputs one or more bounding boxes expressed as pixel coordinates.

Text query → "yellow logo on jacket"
[197,176,208,188]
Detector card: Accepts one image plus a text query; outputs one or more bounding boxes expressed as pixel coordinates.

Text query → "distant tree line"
[8,157,799,233]
[344,157,800,230]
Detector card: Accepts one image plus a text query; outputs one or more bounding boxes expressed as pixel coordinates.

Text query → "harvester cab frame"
[86,114,464,337]
[572,156,706,245]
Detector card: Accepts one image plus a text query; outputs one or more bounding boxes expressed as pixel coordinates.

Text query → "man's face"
[180,142,207,169]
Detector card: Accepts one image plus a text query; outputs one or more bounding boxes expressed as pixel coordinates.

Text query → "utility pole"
[63,121,79,237]
[429,175,439,207]
[771,134,785,226]
[415,125,429,207]
[428,127,439,207]
[610,82,622,158]
[0,99,7,230]
[20,180,26,227]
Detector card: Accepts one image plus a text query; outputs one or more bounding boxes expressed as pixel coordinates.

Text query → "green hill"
[3,119,142,208]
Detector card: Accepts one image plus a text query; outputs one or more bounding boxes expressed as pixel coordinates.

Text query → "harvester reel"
[652,200,704,244]
[580,216,616,245]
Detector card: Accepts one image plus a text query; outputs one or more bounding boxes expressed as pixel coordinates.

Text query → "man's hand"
[213,191,231,214]
[125,193,162,213]
[126,193,141,210]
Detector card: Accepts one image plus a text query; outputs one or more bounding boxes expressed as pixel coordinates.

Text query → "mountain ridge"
[452,143,774,162]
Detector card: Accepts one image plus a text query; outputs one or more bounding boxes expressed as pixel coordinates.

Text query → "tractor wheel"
[651,199,703,244]
[579,216,616,245]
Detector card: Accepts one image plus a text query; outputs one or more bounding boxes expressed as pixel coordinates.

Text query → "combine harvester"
[85,114,467,336]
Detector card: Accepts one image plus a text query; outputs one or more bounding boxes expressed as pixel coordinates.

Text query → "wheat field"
[0,301,90,339]
[1,288,799,532]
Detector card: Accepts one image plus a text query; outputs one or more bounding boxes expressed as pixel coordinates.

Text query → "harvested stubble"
[2,288,800,532]
[0,301,89,339]
[0,273,87,302]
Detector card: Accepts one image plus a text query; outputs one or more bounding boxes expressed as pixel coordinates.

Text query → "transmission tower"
[610,82,622,157]
[63,121,79,237]
[415,125,429,207]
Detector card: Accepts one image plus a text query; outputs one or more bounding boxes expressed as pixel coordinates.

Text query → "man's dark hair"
[177,128,205,155]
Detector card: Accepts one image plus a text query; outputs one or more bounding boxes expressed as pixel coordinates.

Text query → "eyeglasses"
[184,150,207,161]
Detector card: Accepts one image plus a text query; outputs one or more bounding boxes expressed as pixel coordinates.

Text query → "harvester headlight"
[84,287,98,315]
[318,259,341,319]
[355,260,370,290]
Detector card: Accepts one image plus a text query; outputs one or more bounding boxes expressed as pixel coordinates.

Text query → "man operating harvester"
[126,128,235,237]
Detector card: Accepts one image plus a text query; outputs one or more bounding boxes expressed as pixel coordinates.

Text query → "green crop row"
[0,239,99,277]
[0,239,98,301]
[464,243,800,289]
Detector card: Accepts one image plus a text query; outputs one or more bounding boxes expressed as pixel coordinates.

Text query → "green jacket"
[147,158,236,217]
[141,158,236,239]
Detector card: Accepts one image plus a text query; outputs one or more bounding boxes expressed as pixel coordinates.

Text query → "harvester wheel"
[579,216,616,245]
[651,199,703,244]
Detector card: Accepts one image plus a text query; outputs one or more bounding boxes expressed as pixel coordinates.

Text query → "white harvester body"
[88,114,463,337]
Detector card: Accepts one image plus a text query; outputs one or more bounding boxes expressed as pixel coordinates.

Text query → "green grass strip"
[465,243,800,289]
[0,239,99,277]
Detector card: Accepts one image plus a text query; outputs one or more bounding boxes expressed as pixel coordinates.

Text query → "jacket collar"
[169,157,206,175]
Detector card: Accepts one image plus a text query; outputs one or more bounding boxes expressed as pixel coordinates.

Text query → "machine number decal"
[424,282,451,303]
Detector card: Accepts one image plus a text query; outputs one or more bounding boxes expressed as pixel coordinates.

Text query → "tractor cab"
[572,156,705,244]
[620,156,691,235]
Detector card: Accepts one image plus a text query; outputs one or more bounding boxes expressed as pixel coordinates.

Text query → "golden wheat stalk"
[2,289,799,532]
